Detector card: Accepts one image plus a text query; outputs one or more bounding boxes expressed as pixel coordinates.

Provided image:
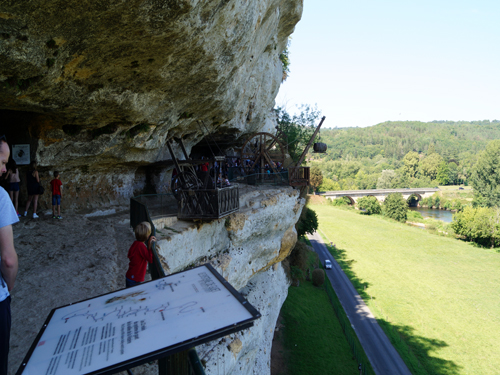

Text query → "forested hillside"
[305,120,500,191]
[315,120,500,161]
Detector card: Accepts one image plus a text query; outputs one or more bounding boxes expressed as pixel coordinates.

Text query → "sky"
[275,0,500,128]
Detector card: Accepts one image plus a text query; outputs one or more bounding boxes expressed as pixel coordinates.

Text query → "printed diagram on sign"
[59,273,216,324]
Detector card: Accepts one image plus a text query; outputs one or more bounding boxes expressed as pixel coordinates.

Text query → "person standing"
[125,221,156,288]
[5,159,21,217]
[0,136,19,375]
[24,161,40,218]
[50,171,63,219]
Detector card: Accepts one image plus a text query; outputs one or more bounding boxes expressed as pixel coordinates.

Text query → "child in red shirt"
[126,221,156,288]
[50,171,63,219]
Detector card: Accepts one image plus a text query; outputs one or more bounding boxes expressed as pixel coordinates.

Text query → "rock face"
[1,2,305,374]
[0,0,303,209]
[152,186,303,374]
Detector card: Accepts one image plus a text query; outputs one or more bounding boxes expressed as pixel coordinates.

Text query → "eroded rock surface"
[1,0,302,209]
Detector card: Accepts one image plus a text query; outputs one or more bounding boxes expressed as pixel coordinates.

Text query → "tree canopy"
[276,105,321,164]
[383,193,408,223]
[472,139,500,208]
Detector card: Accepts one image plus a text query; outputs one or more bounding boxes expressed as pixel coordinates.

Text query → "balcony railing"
[288,167,310,187]
[177,185,239,220]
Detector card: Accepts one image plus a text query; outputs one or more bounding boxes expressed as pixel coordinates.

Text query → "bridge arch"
[340,196,355,205]
[407,193,422,207]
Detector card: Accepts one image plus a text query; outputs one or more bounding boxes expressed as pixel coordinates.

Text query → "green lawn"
[311,203,500,375]
[281,277,360,375]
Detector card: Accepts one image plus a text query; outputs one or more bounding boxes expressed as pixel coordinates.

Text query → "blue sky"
[275,1,500,128]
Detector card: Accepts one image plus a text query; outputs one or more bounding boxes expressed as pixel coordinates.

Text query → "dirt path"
[8,209,156,375]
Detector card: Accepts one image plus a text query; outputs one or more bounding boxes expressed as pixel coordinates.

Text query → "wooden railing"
[177,185,239,220]
[288,167,310,187]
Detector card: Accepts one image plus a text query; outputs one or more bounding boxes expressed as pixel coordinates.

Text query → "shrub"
[312,269,325,287]
[383,193,408,222]
[433,196,441,209]
[288,241,309,273]
[443,200,452,210]
[420,197,430,207]
[357,196,381,215]
[451,206,500,247]
[452,200,463,211]
[330,197,350,206]
[291,266,305,284]
[407,210,423,221]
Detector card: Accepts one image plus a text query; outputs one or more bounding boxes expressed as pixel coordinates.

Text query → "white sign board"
[18,265,260,375]
[12,144,30,165]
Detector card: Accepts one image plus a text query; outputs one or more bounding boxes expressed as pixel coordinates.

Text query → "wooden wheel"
[240,132,286,175]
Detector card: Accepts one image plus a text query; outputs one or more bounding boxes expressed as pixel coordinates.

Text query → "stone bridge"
[319,188,439,205]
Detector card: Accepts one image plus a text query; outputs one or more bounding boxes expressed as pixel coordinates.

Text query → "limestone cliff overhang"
[0,0,303,168]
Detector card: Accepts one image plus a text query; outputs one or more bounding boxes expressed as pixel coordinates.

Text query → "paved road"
[307,231,412,375]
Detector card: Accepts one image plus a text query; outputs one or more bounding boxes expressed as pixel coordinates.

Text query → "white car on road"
[324,259,332,269]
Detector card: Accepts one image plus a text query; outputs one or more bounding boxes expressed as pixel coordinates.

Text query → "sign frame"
[11,144,30,165]
[16,264,261,375]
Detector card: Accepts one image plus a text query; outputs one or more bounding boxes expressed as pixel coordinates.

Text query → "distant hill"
[316,120,500,161]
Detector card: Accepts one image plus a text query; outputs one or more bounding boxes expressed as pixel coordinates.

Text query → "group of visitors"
[0,134,155,375]
[0,159,64,220]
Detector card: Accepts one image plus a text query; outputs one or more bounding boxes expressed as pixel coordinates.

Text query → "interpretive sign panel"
[12,144,30,165]
[17,264,260,375]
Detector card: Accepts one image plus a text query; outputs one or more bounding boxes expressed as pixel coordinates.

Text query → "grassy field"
[437,185,473,204]
[310,202,500,375]
[279,248,368,375]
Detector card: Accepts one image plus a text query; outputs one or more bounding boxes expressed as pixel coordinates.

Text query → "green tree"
[471,140,500,207]
[436,161,450,185]
[418,153,444,180]
[319,177,340,191]
[427,143,436,155]
[383,193,408,222]
[276,105,321,164]
[451,206,500,247]
[310,166,323,193]
[402,151,420,179]
[377,169,397,189]
[357,196,382,215]
[296,207,318,238]
[448,162,458,185]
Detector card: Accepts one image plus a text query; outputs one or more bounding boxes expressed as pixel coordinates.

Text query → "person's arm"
[60,182,63,197]
[34,170,40,183]
[0,225,18,292]
[147,236,156,250]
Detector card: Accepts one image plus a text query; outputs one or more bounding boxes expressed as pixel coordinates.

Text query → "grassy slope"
[311,203,500,375]
[280,250,360,375]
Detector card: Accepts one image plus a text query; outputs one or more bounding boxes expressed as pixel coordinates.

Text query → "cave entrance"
[0,109,54,165]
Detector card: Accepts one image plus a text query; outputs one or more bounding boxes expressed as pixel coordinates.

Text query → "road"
[307,231,412,375]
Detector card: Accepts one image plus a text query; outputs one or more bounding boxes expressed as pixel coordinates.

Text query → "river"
[409,207,454,223]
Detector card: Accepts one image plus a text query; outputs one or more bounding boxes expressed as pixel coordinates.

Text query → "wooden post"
[295,116,326,167]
